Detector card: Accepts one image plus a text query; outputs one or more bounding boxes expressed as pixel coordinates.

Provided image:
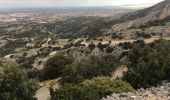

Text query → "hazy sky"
[0,0,164,8]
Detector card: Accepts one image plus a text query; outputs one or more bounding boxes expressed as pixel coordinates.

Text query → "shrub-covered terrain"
[2,39,170,100]
[42,53,74,80]
[0,62,39,100]
[50,77,134,100]
[41,53,133,99]
[42,54,120,83]
[124,39,170,88]
[38,39,170,99]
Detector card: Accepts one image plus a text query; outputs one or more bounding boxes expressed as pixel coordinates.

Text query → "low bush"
[0,62,39,100]
[105,46,114,53]
[97,42,108,51]
[42,53,74,80]
[136,32,151,39]
[61,55,119,83]
[88,42,96,50]
[50,77,134,100]
[124,39,170,88]
[118,42,133,50]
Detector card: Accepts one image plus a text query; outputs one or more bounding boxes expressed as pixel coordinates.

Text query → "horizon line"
[0,3,156,9]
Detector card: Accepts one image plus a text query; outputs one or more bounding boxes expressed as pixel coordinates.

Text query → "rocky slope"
[103,82,170,100]
[93,0,170,38]
[110,0,170,30]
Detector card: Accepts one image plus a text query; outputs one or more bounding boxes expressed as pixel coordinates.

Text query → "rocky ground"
[103,82,170,100]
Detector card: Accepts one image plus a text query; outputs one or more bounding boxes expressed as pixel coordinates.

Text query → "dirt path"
[112,66,128,79]
[35,84,50,100]
[35,79,59,100]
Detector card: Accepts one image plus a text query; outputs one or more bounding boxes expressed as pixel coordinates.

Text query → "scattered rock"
[119,93,128,98]
[102,82,170,100]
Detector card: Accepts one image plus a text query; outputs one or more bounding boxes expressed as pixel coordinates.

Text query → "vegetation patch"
[124,39,170,88]
[50,77,134,100]
[0,62,39,100]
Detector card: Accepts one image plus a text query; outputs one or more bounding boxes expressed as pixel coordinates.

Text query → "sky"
[0,0,164,8]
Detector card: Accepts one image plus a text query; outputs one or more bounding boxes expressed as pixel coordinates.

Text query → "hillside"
[105,0,170,37]
[47,0,170,39]
[1,1,170,100]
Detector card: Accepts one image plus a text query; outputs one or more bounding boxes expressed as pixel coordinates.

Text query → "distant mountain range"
[91,0,170,38]
[0,1,160,14]
[111,0,170,30]
[38,0,170,38]
[0,7,130,14]
[121,3,156,9]
[1,0,169,39]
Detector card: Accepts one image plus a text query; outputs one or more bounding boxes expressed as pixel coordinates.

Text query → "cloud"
[0,0,163,8]
[0,0,115,8]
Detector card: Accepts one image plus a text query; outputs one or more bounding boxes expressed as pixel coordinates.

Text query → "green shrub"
[88,42,96,50]
[50,77,134,100]
[42,53,74,80]
[27,69,42,80]
[61,55,119,83]
[111,33,123,39]
[0,62,39,100]
[135,32,151,39]
[82,77,134,95]
[105,46,114,53]
[97,42,108,51]
[118,42,133,50]
[124,39,170,88]
[63,42,74,49]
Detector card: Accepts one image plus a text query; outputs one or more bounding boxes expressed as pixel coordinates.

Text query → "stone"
[130,95,137,99]
[119,93,128,98]
[142,90,151,96]
[160,86,165,89]
[103,82,170,100]
[140,88,144,92]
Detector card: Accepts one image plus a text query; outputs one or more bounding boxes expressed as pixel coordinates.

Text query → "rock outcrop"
[103,82,170,100]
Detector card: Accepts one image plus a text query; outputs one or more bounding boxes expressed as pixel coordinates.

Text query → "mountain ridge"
[103,0,170,37]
